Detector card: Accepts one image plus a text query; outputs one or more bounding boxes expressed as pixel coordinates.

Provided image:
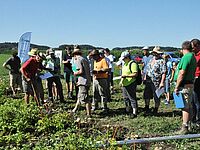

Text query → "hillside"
[0,42,180,54]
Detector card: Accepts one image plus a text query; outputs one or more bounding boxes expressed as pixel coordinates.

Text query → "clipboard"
[173,92,185,108]
[155,87,165,98]
[39,72,53,80]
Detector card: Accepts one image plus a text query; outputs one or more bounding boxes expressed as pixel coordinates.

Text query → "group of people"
[3,46,116,118]
[139,40,200,134]
[3,39,200,134]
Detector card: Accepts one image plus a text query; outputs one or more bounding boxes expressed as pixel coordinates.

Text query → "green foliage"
[0,53,199,149]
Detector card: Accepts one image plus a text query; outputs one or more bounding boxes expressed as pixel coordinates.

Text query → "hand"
[119,80,123,86]
[47,68,53,71]
[143,80,146,84]
[74,72,79,76]
[121,75,126,78]
[174,88,179,94]
[159,83,164,89]
[92,70,98,74]
[26,78,31,82]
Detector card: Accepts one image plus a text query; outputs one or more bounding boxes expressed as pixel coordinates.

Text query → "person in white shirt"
[104,48,115,94]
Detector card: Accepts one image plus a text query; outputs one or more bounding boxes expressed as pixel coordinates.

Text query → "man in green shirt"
[174,41,196,134]
[120,51,138,118]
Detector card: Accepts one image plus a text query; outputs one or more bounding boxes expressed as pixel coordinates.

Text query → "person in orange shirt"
[90,49,109,113]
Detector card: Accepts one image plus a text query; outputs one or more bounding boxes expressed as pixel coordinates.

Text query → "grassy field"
[0,54,200,149]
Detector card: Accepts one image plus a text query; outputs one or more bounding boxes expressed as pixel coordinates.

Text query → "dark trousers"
[192,78,200,122]
[122,81,137,110]
[47,76,64,101]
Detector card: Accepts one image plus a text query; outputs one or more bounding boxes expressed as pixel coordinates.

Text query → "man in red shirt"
[21,52,47,104]
[191,39,200,123]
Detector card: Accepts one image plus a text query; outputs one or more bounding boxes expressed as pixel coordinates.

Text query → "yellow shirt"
[121,61,137,86]
[93,57,109,78]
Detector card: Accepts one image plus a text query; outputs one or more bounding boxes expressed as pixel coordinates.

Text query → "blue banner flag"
[18,32,31,63]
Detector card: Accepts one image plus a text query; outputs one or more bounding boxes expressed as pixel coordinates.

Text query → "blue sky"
[1,0,200,49]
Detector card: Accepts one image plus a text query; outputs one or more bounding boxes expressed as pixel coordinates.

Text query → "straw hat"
[28,48,38,56]
[150,46,163,54]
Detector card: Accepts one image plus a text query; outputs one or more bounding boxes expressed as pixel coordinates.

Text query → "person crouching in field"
[70,46,92,117]
[144,46,167,115]
[3,51,22,97]
[119,51,138,118]
[20,52,47,104]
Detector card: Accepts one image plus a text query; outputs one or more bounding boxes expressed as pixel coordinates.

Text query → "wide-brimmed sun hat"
[28,48,38,56]
[150,46,163,54]
[142,46,149,50]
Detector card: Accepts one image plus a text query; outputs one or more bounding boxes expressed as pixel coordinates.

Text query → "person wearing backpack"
[119,51,138,118]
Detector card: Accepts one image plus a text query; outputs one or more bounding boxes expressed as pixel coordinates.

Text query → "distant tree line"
[0,42,180,56]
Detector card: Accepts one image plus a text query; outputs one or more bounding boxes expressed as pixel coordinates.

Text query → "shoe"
[152,107,158,115]
[68,92,73,99]
[130,114,137,119]
[144,106,150,114]
[175,125,189,135]
[164,99,169,105]
[102,108,109,114]
[60,100,65,103]
[125,106,131,114]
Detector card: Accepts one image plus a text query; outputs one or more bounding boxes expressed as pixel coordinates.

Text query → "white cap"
[119,51,130,60]
[142,46,149,50]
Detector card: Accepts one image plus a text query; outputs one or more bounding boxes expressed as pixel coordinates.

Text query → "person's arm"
[3,59,11,71]
[122,62,138,78]
[159,61,167,88]
[62,59,71,64]
[122,72,138,78]
[159,73,166,88]
[20,64,30,81]
[20,58,37,82]
[174,70,185,93]
[3,62,11,71]
[170,68,175,82]
[100,58,109,72]
[74,60,83,76]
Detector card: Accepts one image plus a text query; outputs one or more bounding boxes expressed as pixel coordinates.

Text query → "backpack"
[129,61,142,85]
